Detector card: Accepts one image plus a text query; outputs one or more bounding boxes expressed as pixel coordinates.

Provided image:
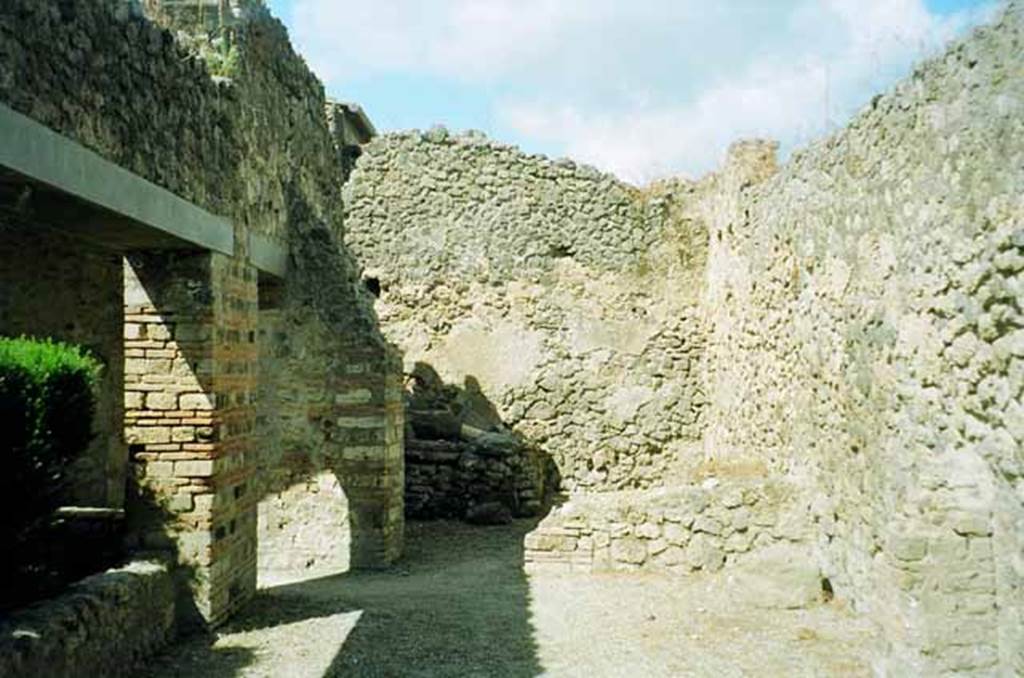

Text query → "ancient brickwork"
[524,480,805,575]
[2,0,1022,673]
[0,0,404,623]
[698,9,1024,674]
[123,250,259,623]
[255,217,406,576]
[344,130,707,493]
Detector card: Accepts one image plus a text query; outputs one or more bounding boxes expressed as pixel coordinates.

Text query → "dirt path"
[144,520,877,677]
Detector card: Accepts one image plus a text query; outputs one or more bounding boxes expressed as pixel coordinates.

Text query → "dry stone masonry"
[341,5,1024,675]
[695,10,1024,671]
[344,130,708,496]
[0,1,1022,676]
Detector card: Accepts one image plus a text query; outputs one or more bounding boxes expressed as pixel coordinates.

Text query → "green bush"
[0,336,101,606]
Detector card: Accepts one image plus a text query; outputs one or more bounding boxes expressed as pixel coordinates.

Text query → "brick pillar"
[124,251,258,625]
[333,349,405,567]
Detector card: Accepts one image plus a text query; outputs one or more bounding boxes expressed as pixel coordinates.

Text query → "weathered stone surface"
[731,545,822,610]
[2,1,1023,675]
[0,560,175,678]
[696,7,1024,672]
[344,131,708,494]
[523,480,793,575]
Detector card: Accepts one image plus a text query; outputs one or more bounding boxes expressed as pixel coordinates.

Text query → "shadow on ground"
[143,519,544,678]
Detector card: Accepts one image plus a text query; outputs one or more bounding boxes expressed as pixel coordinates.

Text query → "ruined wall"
[0,0,403,614]
[699,8,1024,674]
[344,129,708,493]
[0,559,176,678]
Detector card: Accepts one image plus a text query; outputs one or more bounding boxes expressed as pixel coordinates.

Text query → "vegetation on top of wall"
[195,25,242,80]
[0,336,102,610]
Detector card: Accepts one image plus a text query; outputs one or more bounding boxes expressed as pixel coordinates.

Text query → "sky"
[263,0,998,184]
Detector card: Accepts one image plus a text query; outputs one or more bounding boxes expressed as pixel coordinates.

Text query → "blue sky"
[264,0,997,183]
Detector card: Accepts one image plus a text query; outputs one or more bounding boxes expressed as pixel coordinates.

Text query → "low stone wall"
[0,559,176,678]
[524,480,806,574]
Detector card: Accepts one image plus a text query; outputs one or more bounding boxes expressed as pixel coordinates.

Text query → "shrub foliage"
[0,336,101,608]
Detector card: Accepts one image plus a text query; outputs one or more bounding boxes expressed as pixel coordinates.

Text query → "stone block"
[147,324,172,341]
[145,461,174,478]
[525,532,575,552]
[653,545,686,567]
[730,506,751,532]
[888,534,928,562]
[637,522,661,539]
[125,358,147,375]
[647,538,668,557]
[174,460,215,477]
[692,515,723,536]
[171,426,196,443]
[732,544,821,609]
[684,533,724,571]
[611,537,647,564]
[167,492,195,512]
[335,388,373,405]
[663,522,690,546]
[724,529,754,553]
[179,391,215,411]
[950,513,992,537]
[125,427,171,445]
[336,415,386,429]
[146,392,178,410]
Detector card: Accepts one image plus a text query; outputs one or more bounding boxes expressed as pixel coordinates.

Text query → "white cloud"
[500,0,997,182]
[291,0,603,81]
[288,0,998,183]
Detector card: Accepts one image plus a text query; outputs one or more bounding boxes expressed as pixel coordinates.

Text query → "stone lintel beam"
[0,102,233,256]
[248,232,288,278]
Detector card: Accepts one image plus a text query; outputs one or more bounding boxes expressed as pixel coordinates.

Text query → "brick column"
[332,348,405,567]
[123,251,258,625]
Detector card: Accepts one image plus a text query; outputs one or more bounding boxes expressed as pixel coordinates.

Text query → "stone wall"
[344,130,708,494]
[0,0,404,622]
[0,559,176,678]
[698,8,1024,674]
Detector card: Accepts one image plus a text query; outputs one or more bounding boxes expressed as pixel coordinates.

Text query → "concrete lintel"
[0,103,233,255]
[248,232,288,278]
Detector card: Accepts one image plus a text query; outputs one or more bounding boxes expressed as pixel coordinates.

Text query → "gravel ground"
[143,520,877,678]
